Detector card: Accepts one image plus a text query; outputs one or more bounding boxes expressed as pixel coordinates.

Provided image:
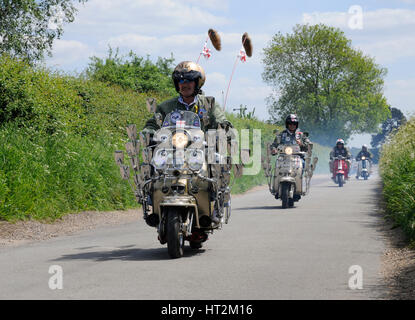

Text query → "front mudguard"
[277,177,296,200]
[273,174,303,196]
[158,195,200,228]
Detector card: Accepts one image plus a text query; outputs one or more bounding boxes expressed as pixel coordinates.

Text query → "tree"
[371,107,407,149]
[262,24,390,146]
[87,48,176,96]
[0,0,87,63]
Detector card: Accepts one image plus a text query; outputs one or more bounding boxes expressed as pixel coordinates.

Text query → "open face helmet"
[172,61,206,95]
[362,144,368,151]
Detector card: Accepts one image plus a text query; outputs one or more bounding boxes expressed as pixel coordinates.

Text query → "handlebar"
[272,151,306,156]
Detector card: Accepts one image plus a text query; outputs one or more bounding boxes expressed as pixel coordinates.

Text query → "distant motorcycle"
[263,143,318,209]
[332,155,348,187]
[356,156,370,180]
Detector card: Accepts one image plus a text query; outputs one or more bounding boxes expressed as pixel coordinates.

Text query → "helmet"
[172,61,206,95]
[336,138,345,146]
[285,114,299,129]
[362,144,368,150]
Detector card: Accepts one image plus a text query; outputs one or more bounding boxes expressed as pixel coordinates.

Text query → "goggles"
[173,70,201,83]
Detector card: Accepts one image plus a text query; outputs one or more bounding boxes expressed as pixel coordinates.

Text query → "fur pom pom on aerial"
[208,28,222,51]
[242,32,253,57]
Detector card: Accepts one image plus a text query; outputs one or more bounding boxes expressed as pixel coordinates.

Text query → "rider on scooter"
[329,139,351,180]
[355,144,372,179]
[356,144,372,161]
[270,114,310,175]
[270,114,310,154]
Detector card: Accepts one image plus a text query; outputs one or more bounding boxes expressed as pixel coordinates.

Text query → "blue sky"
[46,0,415,146]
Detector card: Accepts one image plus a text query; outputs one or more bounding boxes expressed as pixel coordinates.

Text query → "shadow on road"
[235,206,286,211]
[52,246,205,262]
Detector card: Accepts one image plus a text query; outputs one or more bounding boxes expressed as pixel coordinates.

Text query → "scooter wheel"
[337,174,344,187]
[167,208,184,259]
[281,182,290,209]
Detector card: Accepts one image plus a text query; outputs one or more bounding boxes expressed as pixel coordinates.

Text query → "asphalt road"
[0,173,388,299]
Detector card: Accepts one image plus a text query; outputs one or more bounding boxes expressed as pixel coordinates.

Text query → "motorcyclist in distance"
[355,144,373,179]
[329,139,351,180]
[356,144,372,161]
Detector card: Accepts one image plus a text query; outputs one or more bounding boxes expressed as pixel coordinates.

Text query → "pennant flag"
[202,42,212,59]
[238,48,247,63]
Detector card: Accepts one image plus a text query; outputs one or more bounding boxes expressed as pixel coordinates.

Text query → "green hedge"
[0,55,168,221]
[379,118,415,242]
[0,124,137,221]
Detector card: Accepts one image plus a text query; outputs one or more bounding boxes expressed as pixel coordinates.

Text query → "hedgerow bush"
[0,54,168,221]
[0,124,137,221]
[86,48,176,96]
[379,118,415,242]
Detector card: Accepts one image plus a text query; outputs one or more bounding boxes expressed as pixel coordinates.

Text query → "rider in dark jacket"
[355,144,372,179]
[356,144,372,161]
[329,139,351,180]
[270,114,310,153]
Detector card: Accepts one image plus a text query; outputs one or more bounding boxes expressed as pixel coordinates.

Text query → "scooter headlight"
[188,150,204,172]
[172,132,189,149]
[152,149,169,170]
[285,146,293,155]
[361,156,366,160]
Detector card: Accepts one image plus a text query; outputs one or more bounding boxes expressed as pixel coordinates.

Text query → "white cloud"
[181,0,230,11]
[101,32,209,65]
[384,78,415,115]
[302,8,415,30]
[72,0,229,35]
[48,40,93,68]
[363,8,415,29]
[302,11,349,29]
[206,72,228,87]
[203,72,272,119]
[356,36,415,63]
[99,31,270,69]
[301,8,415,63]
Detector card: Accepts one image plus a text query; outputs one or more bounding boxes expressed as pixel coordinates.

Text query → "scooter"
[356,156,370,180]
[332,155,348,187]
[263,143,318,209]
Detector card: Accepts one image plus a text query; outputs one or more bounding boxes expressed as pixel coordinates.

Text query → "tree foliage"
[262,24,390,146]
[87,48,177,96]
[0,0,86,63]
[371,107,407,149]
